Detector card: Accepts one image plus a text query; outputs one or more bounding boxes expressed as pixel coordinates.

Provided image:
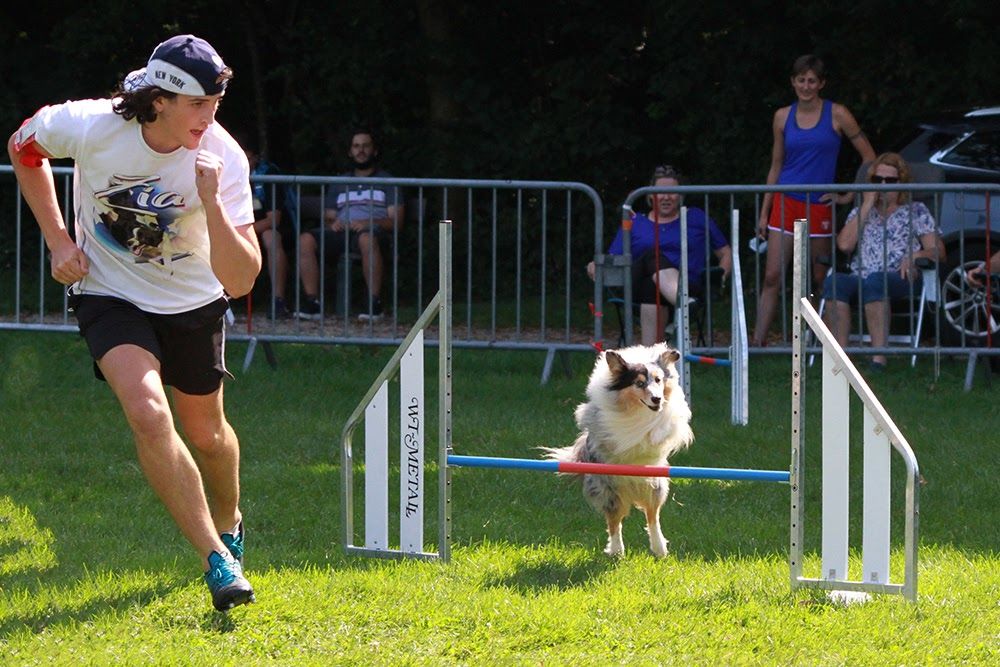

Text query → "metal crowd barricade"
[4,166,998,386]
[591,182,1000,385]
[241,176,604,382]
[1,167,604,382]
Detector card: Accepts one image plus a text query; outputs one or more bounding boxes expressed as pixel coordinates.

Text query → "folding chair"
[814,258,939,366]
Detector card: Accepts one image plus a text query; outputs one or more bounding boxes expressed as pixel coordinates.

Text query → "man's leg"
[357,231,383,300]
[172,384,241,536]
[293,231,325,319]
[97,344,228,566]
[297,231,321,299]
[260,228,288,301]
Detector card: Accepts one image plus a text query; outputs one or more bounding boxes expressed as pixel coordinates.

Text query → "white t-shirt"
[17,98,254,314]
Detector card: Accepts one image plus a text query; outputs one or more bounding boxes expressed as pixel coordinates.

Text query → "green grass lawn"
[1,331,998,664]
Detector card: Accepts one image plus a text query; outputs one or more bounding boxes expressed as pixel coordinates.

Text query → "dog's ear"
[658,347,681,368]
[605,350,627,374]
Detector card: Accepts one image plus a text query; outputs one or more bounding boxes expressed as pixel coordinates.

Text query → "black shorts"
[308,226,389,260]
[71,294,233,395]
[632,251,679,304]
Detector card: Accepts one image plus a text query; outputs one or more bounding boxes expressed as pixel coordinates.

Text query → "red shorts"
[767,193,833,238]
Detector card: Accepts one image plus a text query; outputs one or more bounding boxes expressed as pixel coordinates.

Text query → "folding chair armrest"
[816,254,853,274]
[915,257,940,306]
[594,253,630,287]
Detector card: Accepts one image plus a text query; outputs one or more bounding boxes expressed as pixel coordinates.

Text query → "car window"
[898,130,960,163]
[940,130,1000,172]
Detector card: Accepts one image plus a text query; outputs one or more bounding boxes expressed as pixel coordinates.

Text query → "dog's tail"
[538,431,589,464]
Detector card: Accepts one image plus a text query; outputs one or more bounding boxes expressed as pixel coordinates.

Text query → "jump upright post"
[639,204,747,425]
[674,207,749,425]
[790,219,920,602]
[340,220,453,561]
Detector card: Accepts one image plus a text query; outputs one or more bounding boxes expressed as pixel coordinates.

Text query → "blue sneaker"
[221,520,244,567]
[204,550,255,612]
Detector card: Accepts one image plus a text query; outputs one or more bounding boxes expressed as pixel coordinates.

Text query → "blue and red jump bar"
[684,354,731,367]
[447,455,788,483]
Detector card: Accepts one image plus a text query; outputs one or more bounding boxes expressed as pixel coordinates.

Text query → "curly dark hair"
[111,87,177,124]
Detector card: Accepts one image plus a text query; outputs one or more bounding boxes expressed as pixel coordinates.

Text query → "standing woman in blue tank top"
[751,54,876,347]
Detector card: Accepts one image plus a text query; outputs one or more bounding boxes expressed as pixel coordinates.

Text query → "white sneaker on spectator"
[294,298,322,321]
[357,298,384,322]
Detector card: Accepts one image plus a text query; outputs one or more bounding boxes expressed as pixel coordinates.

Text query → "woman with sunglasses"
[752,54,876,347]
[821,152,943,369]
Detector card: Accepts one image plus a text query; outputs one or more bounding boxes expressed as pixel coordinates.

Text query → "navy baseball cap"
[124,35,230,96]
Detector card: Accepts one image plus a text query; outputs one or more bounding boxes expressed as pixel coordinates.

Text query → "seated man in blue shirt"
[243,138,294,318]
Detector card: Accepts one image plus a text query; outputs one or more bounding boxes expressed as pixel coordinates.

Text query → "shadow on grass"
[481,556,613,593]
[201,611,238,633]
[0,579,178,641]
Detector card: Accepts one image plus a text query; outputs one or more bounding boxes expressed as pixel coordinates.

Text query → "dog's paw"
[604,534,625,557]
[650,537,670,558]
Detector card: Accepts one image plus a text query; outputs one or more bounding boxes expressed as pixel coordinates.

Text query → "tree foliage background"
[2,0,997,207]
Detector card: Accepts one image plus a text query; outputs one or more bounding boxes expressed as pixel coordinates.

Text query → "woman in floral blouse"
[821,152,943,369]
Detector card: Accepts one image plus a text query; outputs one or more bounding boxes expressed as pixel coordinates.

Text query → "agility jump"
[340,219,919,602]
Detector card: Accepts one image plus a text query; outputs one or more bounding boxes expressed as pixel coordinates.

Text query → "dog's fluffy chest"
[568,343,695,468]
[577,400,689,465]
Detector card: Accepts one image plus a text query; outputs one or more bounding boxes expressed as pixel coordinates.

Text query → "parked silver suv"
[896,107,1000,342]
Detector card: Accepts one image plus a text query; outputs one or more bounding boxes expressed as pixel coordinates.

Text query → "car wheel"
[940,241,1000,345]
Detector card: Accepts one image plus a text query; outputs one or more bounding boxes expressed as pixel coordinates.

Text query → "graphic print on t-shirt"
[93,174,192,269]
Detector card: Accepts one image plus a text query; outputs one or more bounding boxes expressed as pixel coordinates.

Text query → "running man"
[7,35,260,611]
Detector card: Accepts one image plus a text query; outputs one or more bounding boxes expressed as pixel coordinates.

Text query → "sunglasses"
[870,175,900,184]
[653,164,679,178]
